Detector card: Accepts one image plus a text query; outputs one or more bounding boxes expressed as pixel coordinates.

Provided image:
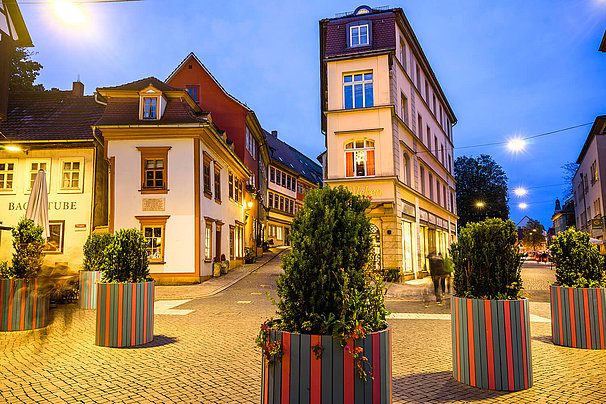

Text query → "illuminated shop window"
[345,139,375,177]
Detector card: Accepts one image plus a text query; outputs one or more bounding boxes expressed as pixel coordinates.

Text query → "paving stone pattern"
[1,260,605,403]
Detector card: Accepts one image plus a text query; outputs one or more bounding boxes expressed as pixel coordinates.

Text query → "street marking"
[237,301,252,304]
[260,284,271,288]
[387,313,550,323]
[154,300,194,315]
[251,292,262,295]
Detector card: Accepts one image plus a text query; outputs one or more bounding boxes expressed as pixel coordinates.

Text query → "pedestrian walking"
[428,251,446,303]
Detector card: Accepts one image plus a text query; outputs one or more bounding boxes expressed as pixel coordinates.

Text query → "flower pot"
[261,327,392,403]
[220,262,229,275]
[95,281,154,347]
[0,278,49,331]
[79,271,102,310]
[550,285,606,349]
[213,263,222,277]
[451,296,532,391]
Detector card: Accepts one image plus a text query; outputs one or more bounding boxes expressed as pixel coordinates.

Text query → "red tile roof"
[0,90,105,142]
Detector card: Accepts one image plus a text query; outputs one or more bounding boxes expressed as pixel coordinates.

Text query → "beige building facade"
[320,6,457,278]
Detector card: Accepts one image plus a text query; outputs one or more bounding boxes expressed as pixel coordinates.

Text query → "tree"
[454,154,509,228]
[561,162,578,200]
[9,47,44,91]
[522,219,545,251]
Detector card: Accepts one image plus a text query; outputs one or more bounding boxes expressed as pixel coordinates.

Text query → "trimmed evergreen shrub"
[274,185,388,335]
[99,228,150,283]
[83,233,114,271]
[4,218,45,279]
[451,218,523,300]
[549,229,605,288]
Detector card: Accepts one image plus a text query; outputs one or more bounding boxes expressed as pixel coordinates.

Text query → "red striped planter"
[550,285,606,349]
[261,327,392,404]
[451,296,532,391]
[79,271,102,310]
[0,278,49,331]
[95,281,154,347]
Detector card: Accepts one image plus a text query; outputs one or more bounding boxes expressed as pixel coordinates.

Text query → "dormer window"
[143,97,157,119]
[350,24,369,47]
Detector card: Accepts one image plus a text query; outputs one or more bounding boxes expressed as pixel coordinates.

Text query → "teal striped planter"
[452,296,532,391]
[0,278,49,331]
[261,327,392,403]
[550,285,606,349]
[95,281,154,347]
[79,271,102,310]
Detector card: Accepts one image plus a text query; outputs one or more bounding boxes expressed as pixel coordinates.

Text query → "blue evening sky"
[19,0,606,229]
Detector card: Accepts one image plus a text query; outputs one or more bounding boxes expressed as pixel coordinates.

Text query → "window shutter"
[346,152,354,177]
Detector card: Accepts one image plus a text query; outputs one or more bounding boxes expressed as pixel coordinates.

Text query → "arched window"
[345,139,375,177]
[402,152,410,185]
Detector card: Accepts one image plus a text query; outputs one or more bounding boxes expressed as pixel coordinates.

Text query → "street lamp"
[247,201,254,209]
[1,145,21,152]
[475,201,485,208]
[514,187,528,196]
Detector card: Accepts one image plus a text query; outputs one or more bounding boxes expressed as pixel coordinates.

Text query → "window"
[26,160,50,191]
[42,221,65,254]
[399,37,406,70]
[417,114,423,142]
[234,177,243,204]
[138,147,170,193]
[584,175,589,193]
[270,167,275,183]
[205,220,213,262]
[280,196,284,211]
[345,139,375,177]
[402,152,410,185]
[142,97,157,119]
[343,72,373,109]
[235,223,244,259]
[436,179,441,205]
[415,64,421,89]
[434,136,438,157]
[428,173,434,200]
[448,155,452,173]
[591,161,598,185]
[0,160,15,191]
[440,146,444,164]
[424,80,429,101]
[451,192,455,213]
[433,94,436,114]
[281,172,286,187]
[349,24,369,47]
[136,216,169,263]
[420,166,425,195]
[229,226,235,260]
[276,226,283,241]
[203,152,212,198]
[245,127,257,160]
[427,126,431,150]
[186,85,199,103]
[269,192,274,208]
[60,159,83,191]
[214,162,221,202]
[400,93,408,125]
[229,172,234,199]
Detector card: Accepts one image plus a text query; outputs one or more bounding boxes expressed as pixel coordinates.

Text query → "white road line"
[387,313,550,323]
[154,299,195,315]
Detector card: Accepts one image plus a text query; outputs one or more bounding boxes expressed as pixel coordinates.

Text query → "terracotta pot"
[0,278,49,331]
[79,271,102,310]
[261,327,392,403]
[95,281,154,347]
[550,285,606,349]
[451,296,532,391]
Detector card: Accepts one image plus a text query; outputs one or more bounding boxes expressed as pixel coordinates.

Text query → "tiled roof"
[95,97,208,126]
[0,90,105,142]
[264,130,322,186]
[97,77,179,92]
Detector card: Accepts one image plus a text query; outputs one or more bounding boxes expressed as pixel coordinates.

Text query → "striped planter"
[451,296,532,391]
[550,285,606,349]
[0,278,49,331]
[95,281,154,347]
[79,271,102,310]
[261,327,392,404]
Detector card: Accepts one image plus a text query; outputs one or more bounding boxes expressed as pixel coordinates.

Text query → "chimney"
[72,81,84,97]
[271,130,278,138]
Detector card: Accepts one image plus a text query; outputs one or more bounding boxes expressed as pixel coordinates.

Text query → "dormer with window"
[138,85,167,120]
[346,20,372,48]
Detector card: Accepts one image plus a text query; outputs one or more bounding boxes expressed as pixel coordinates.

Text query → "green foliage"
[549,229,605,288]
[274,186,388,335]
[99,229,150,283]
[6,218,45,279]
[451,218,523,300]
[9,47,44,91]
[454,154,509,228]
[244,247,257,263]
[521,219,545,251]
[82,233,114,271]
[0,261,10,278]
[383,267,401,283]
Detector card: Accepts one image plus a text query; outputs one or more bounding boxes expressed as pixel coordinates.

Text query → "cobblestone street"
[1,256,605,403]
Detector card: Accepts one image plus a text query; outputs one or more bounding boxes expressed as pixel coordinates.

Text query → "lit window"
[143,97,157,119]
[345,139,375,177]
[42,221,64,253]
[276,226,283,241]
[0,161,15,191]
[344,72,373,109]
[205,221,213,261]
[350,24,369,46]
[138,147,170,193]
[136,216,169,263]
[61,160,82,190]
[26,160,50,191]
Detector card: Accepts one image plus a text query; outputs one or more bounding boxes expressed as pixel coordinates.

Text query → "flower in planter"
[549,229,606,288]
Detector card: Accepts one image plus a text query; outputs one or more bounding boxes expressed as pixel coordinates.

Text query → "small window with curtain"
[343,72,373,109]
[345,139,375,177]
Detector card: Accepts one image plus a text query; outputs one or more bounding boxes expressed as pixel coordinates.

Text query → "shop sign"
[402,200,415,218]
[419,209,428,222]
[592,218,603,230]
[8,201,78,211]
[75,224,87,231]
[347,185,383,199]
[142,198,166,212]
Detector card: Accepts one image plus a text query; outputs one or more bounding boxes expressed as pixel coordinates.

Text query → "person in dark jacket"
[428,251,446,303]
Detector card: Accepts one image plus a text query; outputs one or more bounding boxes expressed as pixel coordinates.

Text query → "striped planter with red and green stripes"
[261,327,392,404]
[79,271,102,310]
[550,285,606,349]
[95,281,154,347]
[451,296,532,391]
[0,278,49,331]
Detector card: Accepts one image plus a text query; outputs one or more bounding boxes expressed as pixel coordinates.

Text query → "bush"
[549,229,605,288]
[383,267,401,283]
[4,218,45,279]
[99,228,150,283]
[82,233,114,271]
[274,185,388,335]
[451,218,523,300]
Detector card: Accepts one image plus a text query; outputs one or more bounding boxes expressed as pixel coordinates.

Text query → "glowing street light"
[475,201,485,208]
[519,203,528,209]
[507,138,526,153]
[514,187,528,196]
[3,145,21,152]
[52,1,86,25]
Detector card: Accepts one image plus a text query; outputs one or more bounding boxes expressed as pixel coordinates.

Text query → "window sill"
[57,188,84,194]
[215,199,222,205]
[149,261,166,265]
[204,192,213,199]
[140,189,169,194]
[204,259,212,263]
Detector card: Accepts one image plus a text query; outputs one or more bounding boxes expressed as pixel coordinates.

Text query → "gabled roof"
[94,97,208,126]
[576,115,606,164]
[0,90,104,142]
[97,77,179,93]
[166,52,251,111]
[264,130,322,186]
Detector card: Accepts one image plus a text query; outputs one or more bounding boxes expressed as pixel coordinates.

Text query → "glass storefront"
[402,220,413,273]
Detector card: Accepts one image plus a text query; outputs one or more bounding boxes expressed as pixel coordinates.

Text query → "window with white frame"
[26,159,50,191]
[345,139,375,177]
[60,159,84,191]
[0,160,16,191]
[245,127,257,160]
[349,24,369,47]
[402,152,410,185]
[343,72,373,109]
[42,221,65,254]
[400,93,408,125]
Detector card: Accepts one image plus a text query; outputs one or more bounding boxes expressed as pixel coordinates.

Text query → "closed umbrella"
[589,238,603,245]
[25,169,49,239]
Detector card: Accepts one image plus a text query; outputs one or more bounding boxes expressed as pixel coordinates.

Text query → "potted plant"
[95,228,154,347]
[450,218,532,391]
[0,218,49,331]
[80,233,113,310]
[220,254,229,275]
[256,186,391,403]
[549,229,606,349]
[244,247,257,264]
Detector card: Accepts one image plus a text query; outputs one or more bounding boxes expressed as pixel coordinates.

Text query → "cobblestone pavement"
[1,259,605,403]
